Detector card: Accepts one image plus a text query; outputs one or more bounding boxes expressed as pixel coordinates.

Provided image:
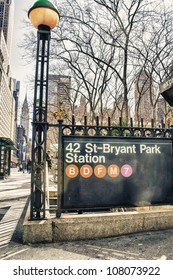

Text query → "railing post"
[72,115,75,135]
[56,120,63,218]
[130,118,133,127]
[108,117,111,136]
[161,119,165,128]
[84,116,88,135]
[151,119,156,137]
[96,116,100,135]
[119,117,123,136]
[130,117,134,136]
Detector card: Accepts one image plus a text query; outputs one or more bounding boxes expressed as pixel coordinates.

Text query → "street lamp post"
[28,0,60,219]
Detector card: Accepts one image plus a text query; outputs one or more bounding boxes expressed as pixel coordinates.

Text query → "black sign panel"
[62,137,173,209]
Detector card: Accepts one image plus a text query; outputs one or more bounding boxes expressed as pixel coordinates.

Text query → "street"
[0,169,30,249]
[0,169,173,260]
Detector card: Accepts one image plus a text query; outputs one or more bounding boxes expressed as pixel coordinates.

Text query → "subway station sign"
[62,136,173,209]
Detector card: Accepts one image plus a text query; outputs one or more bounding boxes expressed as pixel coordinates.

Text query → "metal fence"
[51,116,173,218]
[57,116,172,137]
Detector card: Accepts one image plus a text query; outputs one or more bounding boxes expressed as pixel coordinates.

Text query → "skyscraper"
[0,30,14,139]
[48,74,71,112]
[0,0,17,177]
[20,93,30,142]
[0,0,14,54]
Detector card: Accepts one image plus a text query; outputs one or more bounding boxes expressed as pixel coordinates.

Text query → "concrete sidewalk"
[1,227,173,260]
[0,168,31,185]
[0,168,30,247]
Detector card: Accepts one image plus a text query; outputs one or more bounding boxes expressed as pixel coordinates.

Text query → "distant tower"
[20,93,29,142]
[48,74,71,112]
[134,70,153,124]
[80,95,87,109]
[0,0,14,54]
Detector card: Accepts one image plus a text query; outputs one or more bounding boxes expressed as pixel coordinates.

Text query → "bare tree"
[22,0,173,125]
[133,2,173,124]
[51,0,123,124]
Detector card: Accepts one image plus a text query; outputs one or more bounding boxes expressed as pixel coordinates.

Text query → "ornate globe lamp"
[28,0,60,30]
[28,0,60,219]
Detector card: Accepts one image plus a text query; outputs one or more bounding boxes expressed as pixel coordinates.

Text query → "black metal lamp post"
[28,0,60,219]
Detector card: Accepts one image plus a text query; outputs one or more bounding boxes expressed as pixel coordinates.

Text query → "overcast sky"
[11,0,36,102]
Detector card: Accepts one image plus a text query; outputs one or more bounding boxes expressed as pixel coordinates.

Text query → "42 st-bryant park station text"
[64,141,163,179]
[65,142,161,164]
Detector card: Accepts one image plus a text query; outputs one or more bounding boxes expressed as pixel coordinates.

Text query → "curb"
[23,205,173,244]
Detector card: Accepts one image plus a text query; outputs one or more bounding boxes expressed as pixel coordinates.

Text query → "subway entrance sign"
[62,136,173,210]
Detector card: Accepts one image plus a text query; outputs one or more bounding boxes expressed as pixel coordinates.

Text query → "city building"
[17,92,30,169]
[20,93,30,142]
[134,70,153,125]
[0,0,19,178]
[74,95,87,124]
[157,98,166,125]
[0,0,14,55]
[47,74,71,149]
[16,125,25,168]
[48,74,71,114]
[0,30,16,178]
[11,79,20,165]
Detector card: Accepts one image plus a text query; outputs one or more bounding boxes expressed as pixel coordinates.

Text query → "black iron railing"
[55,116,173,138]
